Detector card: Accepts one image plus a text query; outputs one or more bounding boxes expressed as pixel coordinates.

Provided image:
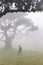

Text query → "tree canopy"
[0,0,43,17]
[0,18,38,49]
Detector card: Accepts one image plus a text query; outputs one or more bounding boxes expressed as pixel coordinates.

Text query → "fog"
[25,12,43,29]
[12,29,43,51]
[0,12,43,51]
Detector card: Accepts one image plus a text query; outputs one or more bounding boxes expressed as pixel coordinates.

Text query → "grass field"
[0,50,43,65]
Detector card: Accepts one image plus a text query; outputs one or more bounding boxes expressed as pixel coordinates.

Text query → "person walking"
[18,45,22,55]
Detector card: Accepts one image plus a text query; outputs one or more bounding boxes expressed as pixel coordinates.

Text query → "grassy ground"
[0,50,43,65]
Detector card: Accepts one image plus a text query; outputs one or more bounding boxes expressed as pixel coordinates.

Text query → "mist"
[0,12,43,51]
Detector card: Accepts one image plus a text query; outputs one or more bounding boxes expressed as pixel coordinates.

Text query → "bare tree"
[0,17,38,49]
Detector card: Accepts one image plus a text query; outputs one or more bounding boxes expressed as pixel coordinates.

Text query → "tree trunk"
[4,39,12,50]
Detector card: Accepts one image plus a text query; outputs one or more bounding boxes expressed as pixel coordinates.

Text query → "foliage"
[0,0,42,17]
[0,18,38,49]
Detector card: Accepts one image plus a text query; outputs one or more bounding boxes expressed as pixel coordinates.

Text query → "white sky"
[25,12,43,29]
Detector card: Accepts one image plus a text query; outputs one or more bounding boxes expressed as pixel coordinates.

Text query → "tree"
[0,17,38,49]
[0,0,42,17]
[0,0,39,49]
[0,19,16,49]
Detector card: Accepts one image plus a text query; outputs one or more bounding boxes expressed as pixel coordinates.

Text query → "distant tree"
[0,18,38,49]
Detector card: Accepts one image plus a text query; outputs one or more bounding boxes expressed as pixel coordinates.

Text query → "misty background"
[0,12,43,51]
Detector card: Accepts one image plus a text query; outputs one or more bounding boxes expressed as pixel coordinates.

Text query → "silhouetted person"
[18,45,22,55]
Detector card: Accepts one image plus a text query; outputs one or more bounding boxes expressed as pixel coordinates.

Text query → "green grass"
[0,50,43,65]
